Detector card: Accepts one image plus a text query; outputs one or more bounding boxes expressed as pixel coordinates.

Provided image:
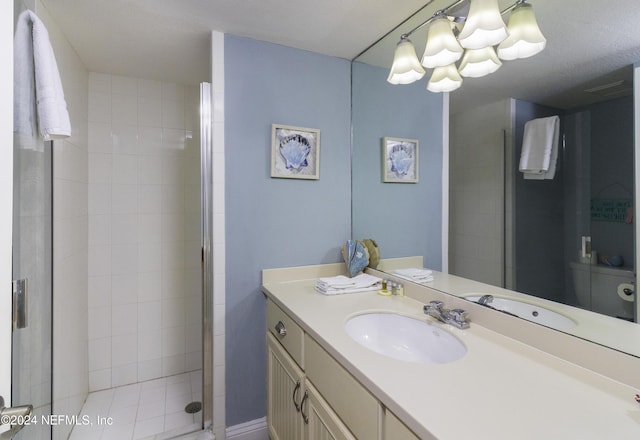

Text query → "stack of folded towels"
[315,273,382,295]
[393,268,434,284]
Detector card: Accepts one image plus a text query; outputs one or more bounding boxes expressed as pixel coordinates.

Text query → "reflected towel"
[519,115,559,180]
[394,268,433,279]
[394,268,434,284]
[14,10,71,148]
[315,273,382,295]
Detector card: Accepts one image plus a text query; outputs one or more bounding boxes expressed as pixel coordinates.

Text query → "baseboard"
[226,417,268,440]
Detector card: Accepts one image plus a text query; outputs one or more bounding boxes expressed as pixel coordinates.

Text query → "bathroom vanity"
[262,263,640,440]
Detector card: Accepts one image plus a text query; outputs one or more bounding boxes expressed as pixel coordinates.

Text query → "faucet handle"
[429,300,444,311]
[449,308,470,328]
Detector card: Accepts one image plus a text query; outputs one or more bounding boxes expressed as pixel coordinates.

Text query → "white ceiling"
[39,0,427,84]
[40,0,640,110]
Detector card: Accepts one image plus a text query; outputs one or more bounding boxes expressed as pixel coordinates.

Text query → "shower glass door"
[11,136,53,440]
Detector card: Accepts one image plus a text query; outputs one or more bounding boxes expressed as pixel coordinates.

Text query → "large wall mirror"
[352,0,640,357]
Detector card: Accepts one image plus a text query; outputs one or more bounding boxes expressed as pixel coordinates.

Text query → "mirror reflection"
[352,0,640,357]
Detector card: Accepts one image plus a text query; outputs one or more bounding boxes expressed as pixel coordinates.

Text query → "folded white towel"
[519,116,560,180]
[394,268,433,279]
[14,10,71,148]
[316,273,382,295]
[394,273,434,284]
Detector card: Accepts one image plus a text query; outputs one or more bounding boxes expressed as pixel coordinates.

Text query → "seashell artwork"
[382,137,418,183]
[271,124,320,180]
[279,134,311,171]
[389,144,413,176]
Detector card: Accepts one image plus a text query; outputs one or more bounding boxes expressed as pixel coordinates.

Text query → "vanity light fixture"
[497,1,546,60]
[421,13,464,68]
[427,63,464,92]
[457,0,508,49]
[458,46,502,77]
[386,0,545,93]
[387,38,427,84]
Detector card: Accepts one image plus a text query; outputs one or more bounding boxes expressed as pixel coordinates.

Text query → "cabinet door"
[385,409,420,440]
[305,382,357,440]
[268,332,306,440]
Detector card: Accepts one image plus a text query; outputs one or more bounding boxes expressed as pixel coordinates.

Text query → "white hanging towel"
[518,115,560,180]
[14,10,71,147]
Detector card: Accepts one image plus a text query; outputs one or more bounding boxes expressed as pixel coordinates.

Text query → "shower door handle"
[12,279,28,330]
[0,395,33,439]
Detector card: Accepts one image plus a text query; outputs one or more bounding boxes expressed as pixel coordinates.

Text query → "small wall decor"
[382,137,418,183]
[271,124,320,179]
[591,199,633,223]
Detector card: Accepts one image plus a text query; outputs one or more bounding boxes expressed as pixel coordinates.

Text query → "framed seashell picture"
[271,124,320,179]
[382,137,418,183]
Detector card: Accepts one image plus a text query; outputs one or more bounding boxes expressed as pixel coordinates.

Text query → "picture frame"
[271,124,320,180]
[382,137,418,183]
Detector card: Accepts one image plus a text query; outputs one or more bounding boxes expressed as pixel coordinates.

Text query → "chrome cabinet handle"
[275,321,287,337]
[292,380,301,412]
[300,390,309,424]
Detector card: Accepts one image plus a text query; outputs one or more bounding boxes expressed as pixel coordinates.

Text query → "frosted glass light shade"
[458,47,502,77]
[422,17,464,68]
[427,64,463,93]
[387,39,426,85]
[458,0,509,49]
[497,3,546,60]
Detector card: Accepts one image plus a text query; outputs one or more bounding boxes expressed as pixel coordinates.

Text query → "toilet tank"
[569,262,634,319]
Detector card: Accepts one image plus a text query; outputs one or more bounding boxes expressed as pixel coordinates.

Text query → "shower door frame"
[200,82,214,432]
[0,0,14,428]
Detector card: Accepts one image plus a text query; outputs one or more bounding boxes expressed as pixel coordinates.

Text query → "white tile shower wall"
[88,73,202,391]
[34,1,91,439]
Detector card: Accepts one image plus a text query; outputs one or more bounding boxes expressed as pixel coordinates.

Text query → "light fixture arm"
[401,0,468,40]
[500,0,527,15]
[401,0,529,40]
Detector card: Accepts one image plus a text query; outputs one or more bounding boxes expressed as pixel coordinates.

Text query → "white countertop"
[263,271,640,440]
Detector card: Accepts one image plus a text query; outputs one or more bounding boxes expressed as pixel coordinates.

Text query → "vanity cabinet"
[267,332,305,440]
[384,410,420,440]
[267,332,355,440]
[306,381,356,440]
[267,299,419,440]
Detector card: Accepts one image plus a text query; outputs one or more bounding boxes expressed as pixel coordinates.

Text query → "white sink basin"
[465,295,577,331]
[345,313,466,364]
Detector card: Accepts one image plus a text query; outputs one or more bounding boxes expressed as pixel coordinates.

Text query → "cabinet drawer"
[267,300,304,367]
[305,334,379,440]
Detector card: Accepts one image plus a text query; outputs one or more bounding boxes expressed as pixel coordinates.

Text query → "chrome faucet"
[478,294,494,306]
[423,300,470,329]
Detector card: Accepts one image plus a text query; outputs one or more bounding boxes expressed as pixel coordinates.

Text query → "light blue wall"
[351,62,443,269]
[224,35,352,426]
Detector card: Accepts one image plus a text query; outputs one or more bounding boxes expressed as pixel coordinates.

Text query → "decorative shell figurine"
[342,239,370,278]
[360,238,380,269]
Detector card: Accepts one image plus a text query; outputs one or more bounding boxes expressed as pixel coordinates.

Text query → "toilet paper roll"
[617,283,635,302]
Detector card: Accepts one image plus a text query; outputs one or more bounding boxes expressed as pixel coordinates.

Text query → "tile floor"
[69,371,202,440]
